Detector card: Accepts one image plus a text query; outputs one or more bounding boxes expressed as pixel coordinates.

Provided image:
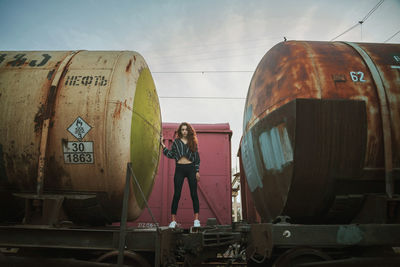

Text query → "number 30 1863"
[63,141,94,164]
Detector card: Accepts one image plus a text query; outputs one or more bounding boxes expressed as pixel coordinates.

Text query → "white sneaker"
[169,221,177,228]
[194,219,200,227]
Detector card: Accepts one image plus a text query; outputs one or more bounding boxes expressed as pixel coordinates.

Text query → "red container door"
[132,123,232,229]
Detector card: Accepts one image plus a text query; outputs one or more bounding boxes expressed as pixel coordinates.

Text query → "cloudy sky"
[1,0,399,171]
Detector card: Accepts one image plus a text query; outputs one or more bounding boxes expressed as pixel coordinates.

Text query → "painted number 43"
[350,71,366,82]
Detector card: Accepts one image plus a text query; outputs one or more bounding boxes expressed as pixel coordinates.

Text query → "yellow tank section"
[130,68,161,210]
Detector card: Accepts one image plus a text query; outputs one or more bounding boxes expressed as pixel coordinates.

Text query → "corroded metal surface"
[241,41,400,223]
[0,51,161,223]
[344,42,394,198]
[0,51,72,193]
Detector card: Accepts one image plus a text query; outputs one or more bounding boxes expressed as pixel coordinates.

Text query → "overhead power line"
[384,29,400,43]
[330,22,360,41]
[159,96,246,100]
[153,70,253,74]
[142,36,282,56]
[361,0,384,22]
[331,0,384,41]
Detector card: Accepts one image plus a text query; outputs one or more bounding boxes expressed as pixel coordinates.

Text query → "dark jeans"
[171,163,199,215]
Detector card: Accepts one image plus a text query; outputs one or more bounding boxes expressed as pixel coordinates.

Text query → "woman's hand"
[196,172,200,182]
[160,135,165,148]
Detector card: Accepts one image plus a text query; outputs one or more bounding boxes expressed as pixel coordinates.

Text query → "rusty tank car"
[0,51,161,224]
[240,41,400,224]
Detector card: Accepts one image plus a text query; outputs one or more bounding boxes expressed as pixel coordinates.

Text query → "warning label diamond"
[67,117,92,140]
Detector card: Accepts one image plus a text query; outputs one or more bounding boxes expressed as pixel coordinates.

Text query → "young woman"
[160,122,201,228]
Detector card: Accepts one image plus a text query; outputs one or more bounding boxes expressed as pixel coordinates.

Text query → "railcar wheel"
[96,250,151,267]
[272,247,331,267]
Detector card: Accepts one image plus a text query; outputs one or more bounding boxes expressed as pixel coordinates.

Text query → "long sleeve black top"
[163,138,200,172]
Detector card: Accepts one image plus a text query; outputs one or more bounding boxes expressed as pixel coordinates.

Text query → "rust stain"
[113,101,123,119]
[47,69,55,80]
[4,152,36,191]
[112,100,133,119]
[45,155,72,190]
[123,99,132,111]
[34,105,45,133]
[33,61,59,134]
[126,59,132,72]
[45,85,57,118]
[332,74,346,82]
[58,60,72,86]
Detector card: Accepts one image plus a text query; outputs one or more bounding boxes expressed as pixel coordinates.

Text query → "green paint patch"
[130,68,161,209]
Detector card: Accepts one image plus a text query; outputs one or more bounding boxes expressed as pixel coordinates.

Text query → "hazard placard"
[67,117,92,140]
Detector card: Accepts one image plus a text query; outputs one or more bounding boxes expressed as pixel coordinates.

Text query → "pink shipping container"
[132,123,232,229]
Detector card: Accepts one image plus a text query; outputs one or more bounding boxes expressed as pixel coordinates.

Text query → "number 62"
[350,71,366,82]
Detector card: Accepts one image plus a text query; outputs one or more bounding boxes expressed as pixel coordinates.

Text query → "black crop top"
[163,138,200,172]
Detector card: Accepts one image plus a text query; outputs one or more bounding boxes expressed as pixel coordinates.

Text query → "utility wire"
[151,48,266,67]
[331,0,384,41]
[331,22,360,41]
[159,96,246,100]
[384,29,400,43]
[361,0,384,22]
[141,36,282,55]
[153,70,253,74]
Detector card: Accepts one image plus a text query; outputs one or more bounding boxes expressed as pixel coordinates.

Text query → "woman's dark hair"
[176,122,198,152]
